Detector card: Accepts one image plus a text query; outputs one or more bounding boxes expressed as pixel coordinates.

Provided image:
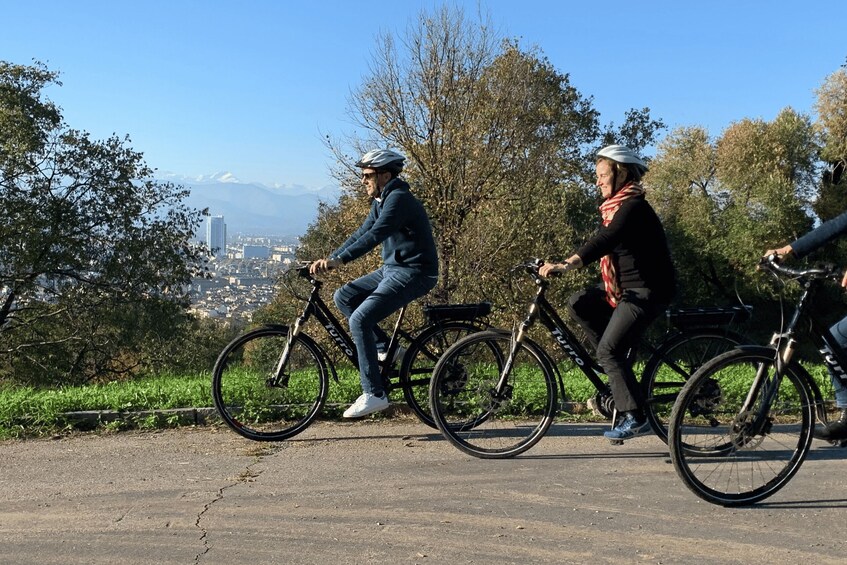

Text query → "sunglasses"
[362,171,380,181]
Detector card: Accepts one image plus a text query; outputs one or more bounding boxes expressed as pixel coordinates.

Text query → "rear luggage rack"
[667,305,753,329]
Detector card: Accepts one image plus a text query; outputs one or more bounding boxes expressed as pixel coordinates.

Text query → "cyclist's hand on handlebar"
[539,261,571,278]
[763,244,793,261]
[309,258,341,275]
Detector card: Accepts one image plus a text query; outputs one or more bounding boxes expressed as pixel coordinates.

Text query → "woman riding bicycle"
[765,208,847,441]
[539,145,676,440]
[310,149,439,418]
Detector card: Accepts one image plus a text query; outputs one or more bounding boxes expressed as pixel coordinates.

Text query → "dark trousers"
[567,285,667,413]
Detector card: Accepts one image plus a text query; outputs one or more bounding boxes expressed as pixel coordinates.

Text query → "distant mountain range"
[161,173,341,237]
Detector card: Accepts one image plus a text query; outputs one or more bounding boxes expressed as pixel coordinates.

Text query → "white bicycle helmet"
[355,149,406,171]
[597,145,648,173]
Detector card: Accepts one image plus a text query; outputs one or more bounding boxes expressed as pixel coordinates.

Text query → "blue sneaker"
[604,413,649,440]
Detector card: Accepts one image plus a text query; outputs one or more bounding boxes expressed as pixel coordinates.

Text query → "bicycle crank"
[588,391,615,419]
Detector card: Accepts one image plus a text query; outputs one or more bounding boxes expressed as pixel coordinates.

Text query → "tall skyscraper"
[206,216,227,259]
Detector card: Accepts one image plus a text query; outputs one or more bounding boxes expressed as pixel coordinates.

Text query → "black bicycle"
[212,263,491,441]
[428,258,751,458]
[668,255,845,506]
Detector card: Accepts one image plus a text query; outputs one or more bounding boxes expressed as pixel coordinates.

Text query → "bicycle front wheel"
[212,326,329,441]
[399,321,485,428]
[642,330,742,443]
[668,348,814,506]
[429,330,557,458]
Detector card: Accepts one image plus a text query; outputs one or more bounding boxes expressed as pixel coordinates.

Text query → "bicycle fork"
[734,333,796,443]
[271,311,309,387]
[490,304,538,407]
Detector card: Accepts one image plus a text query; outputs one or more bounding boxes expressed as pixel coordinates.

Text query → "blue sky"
[2,1,844,190]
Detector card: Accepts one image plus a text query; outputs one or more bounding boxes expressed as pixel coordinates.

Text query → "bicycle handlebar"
[511,258,561,285]
[295,262,313,278]
[512,258,543,275]
[759,254,841,282]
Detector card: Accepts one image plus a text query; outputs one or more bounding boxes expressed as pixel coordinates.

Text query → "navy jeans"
[830,316,847,408]
[334,266,437,396]
[567,285,667,413]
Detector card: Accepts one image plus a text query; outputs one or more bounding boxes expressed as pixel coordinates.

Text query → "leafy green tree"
[602,107,666,153]
[648,109,819,308]
[806,65,847,334]
[716,109,817,260]
[647,127,730,302]
[0,61,207,384]
[814,67,847,220]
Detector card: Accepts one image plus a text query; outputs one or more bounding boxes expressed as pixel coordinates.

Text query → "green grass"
[0,361,835,439]
[0,373,213,439]
[0,367,374,438]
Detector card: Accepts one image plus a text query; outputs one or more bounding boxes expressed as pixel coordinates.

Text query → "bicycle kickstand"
[608,407,624,446]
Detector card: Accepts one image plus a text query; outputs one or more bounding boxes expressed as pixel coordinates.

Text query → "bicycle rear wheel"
[212,326,329,441]
[429,330,557,458]
[399,321,485,429]
[642,330,742,443]
[668,348,814,506]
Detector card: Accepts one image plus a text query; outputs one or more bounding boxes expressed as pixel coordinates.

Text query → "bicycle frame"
[271,268,411,386]
[293,278,358,364]
[499,271,606,401]
[738,263,846,433]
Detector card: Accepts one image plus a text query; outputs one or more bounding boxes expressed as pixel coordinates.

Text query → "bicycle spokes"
[430,331,556,458]
[669,349,814,506]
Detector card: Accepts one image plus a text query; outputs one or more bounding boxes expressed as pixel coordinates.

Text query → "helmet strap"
[609,166,619,198]
[374,170,389,198]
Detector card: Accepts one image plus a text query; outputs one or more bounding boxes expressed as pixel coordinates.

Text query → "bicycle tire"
[641,330,743,443]
[429,330,557,458]
[668,347,814,506]
[399,320,486,428]
[212,326,329,441]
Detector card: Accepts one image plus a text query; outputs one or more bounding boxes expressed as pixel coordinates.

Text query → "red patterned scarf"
[598,183,645,307]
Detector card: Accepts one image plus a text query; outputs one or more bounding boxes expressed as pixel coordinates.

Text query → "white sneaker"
[343,393,390,418]
[377,345,407,365]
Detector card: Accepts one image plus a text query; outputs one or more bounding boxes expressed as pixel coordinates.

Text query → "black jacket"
[576,196,676,301]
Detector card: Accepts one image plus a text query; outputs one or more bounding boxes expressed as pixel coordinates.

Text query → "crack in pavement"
[193,444,282,564]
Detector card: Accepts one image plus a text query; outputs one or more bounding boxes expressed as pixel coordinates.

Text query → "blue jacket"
[791,210,847,258]
[331,177,438,277]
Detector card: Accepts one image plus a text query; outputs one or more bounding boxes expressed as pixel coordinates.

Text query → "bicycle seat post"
[384,305,408,361]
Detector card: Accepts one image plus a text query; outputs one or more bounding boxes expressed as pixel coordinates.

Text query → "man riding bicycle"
[310,149,438,418]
